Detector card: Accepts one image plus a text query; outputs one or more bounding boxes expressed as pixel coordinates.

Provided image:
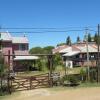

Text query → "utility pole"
[97,24,100,82]
[85,28,90,81]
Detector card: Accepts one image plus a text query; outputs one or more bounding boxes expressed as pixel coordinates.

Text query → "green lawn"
[16,70,49,76]
[15,67,86,77]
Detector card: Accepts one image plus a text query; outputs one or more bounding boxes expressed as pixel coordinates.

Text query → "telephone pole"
[97,24,100,82]
[85,28,90,81]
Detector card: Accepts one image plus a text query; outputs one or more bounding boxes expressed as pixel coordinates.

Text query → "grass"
[16,70,49,76]
[15,66,84,77]
[0,91,20,100]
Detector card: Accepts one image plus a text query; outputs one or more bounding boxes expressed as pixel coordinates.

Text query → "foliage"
[62,75,79,86]
[57,43,66,46]
[88,33,92,42]
[80,68,86,76]
[66,36,71,46]
[0,85,9,96]
[77,36,81,43]
[29,46,54,54]
[94,33,100,44]
[29,47,43,54]
[53,53,63,66]
[80,68,86,82]
[43,46,54,54]
[89,67,97,82]
[68,75,79,85]
[36,59,48,71]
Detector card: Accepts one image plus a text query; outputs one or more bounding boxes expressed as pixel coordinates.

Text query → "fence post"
[48,55,53,87]
[30,76,32,90]
[7,50,11,94]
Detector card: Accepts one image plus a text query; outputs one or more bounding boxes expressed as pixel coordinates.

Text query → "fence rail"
[11,73,50,91]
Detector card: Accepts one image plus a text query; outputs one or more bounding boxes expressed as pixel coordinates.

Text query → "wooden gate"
[11,73,50,91]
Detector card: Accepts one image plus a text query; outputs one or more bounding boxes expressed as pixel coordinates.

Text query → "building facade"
[0,32,38,71]
[52,42,98,68]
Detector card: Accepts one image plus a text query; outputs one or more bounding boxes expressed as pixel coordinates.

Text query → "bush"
[80,68,87,82]
[62,75,79,86]
[68,76,79,86]
[0,85,10,96]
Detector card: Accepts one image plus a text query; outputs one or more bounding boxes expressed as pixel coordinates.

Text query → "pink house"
[0,32,38,71]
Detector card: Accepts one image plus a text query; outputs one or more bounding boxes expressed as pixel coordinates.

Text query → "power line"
[1,26,96,30]
[0,30,85,33]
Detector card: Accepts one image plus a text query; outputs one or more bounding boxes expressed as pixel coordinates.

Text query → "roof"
[0,32,12,41]
[53,42,98,55]
[52,45,68,54]
[77,45,97,53]
[0,32,28,43]
[14,56,39,61]
[59,47,72,53]
[63,51,80,56]
[12,37,28,43]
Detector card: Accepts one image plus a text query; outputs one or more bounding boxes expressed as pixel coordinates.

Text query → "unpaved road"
[1,87,100,100]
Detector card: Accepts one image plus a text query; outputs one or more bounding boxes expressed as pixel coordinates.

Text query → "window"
[19,44,26,51]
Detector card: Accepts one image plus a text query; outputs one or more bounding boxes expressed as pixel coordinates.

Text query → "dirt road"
[1,87,100,100]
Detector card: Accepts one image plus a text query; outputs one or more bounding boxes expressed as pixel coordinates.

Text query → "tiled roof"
[53,43,98,54]
[59,47,72,53]
[0,32,28,43]
[0,32,12,41]
[52,45,69,54]
[12,37,28,43]
[77,45,97,53]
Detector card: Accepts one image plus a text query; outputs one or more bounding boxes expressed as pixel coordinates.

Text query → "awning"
[14,56,39,61]
[63,51,80,57]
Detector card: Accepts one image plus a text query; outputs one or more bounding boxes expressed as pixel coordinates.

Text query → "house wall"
[13,43,29,55]
[1,41,29,71]
[2,41,13,70]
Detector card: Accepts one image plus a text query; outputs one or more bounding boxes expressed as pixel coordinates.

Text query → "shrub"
[80,68,87,82]
[62,75,79,86]
[68,75,79,85]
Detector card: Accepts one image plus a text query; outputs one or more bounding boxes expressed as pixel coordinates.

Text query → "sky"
[0,0,100,48]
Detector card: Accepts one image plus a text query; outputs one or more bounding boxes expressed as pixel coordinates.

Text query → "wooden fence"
[11,73,50,91]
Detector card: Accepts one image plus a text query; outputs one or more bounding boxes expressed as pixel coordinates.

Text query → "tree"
[43,46,54,54]
[29,47,43,54]
[57,43,66,46]
[77,36,81,43]
[29,46,54,54]
[54,53,63,66]
[88,33,92,42]
[66,36,71,45]
[94,33,98,44]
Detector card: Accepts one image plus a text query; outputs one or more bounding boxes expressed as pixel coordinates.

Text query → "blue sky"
[0,0,100,48]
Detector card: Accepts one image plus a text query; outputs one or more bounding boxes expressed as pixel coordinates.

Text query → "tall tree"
[88,33,92,42]
[77,36,81,43]
[94,33,98,44]
[66,36,71,45]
